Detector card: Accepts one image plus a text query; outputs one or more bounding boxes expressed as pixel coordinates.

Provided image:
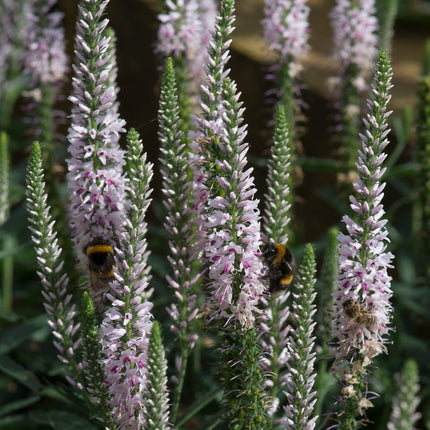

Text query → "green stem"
[1,234,14,312]
[171,341,189,423]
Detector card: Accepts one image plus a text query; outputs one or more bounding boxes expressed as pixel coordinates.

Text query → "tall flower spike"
[0,0,28,131]
[280,243,318,429]
[260,105,293,420]
[260,289,291,419]
[262,0,310,69]
[193,1,268,426]
[26,142,83,388]
[99,129,154,428]
[144,322,172,430]
[330,0,378,91]
[158,58,201,421]
[262,0,309,156]
[329,0,379,171]
[263,104,293,244]
[387,359,422,430]
[196,0,265,329]
[156,0,217,121]
[79,291,114,426]
[22,0,67,88]
[67,0,126,272]
[330,52,394,427]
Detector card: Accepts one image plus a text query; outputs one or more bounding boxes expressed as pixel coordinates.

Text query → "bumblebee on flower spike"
[85,238,115,292]
[261,242,294,294]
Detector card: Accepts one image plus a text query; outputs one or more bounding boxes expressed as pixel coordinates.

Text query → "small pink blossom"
[330,0,379,91]
[262,0,310,76]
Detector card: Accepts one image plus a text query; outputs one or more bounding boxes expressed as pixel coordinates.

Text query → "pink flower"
[330,53,394,416]
[262,0,310,76]
[22,0,67,86]
[156,0,217,94]
[330,0,378,90]
[66,0,126,269]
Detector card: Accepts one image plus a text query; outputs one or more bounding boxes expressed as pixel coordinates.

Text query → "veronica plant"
[156,0,217,131]
[0,0,28,131]
[26,142,83,390]
[192,0,268,426]
[260,286,291,419]
[259,105,293,420]
[22,0,68,146]
[158,57,201,421]
[263,104,293,244]
[262,0,310,157]
[329,0,379,172]
[144,321,171,430]
[330,52,394,428]
[387,359,422,430]
[67,0,126,276]
[281,243,318,429]
[194,0,264,330]
[99,128,154,428]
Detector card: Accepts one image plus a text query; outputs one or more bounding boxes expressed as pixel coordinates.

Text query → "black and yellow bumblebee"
[85,238,115,292]
[261,242,294,294]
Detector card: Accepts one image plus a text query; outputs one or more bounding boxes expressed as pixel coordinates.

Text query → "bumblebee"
[85,239,115,292]
[261,242,294,294]
[342,298,376,328]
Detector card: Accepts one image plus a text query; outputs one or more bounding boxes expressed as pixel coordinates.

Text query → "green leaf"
[0,310,21,323]
[29,410,96,430]
[396,252,416,283]
[175,387,223,427]
[0,314,47,355]
[0,396,41,418]
[0,413,37,429]
[0,356,43,392]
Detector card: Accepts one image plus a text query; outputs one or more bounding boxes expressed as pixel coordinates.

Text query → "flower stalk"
[192,0,268,426]
[66,0,126,271]
[144,321,171,430]
[26,142,83,389]
[263,104,293,244]
[99,128,154,428]
[330,51,394,428]
[329,0,379,171]
[156,0,217,131]
[282,243,318,430]
[158,57,201,422]
[262,0,310,153]
[387,359,422,430]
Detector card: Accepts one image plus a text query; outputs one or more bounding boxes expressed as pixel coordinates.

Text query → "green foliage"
[221,328,268,430]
